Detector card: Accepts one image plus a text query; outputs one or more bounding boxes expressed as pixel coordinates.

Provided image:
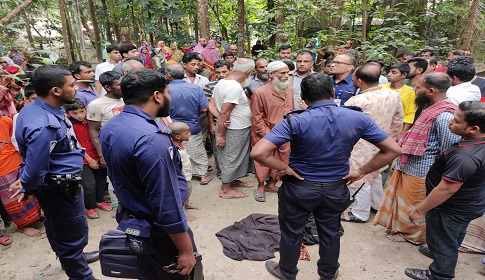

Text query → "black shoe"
[405,268,435,280]
[418,246,433,259]
[339,225,344,236]
[265,260,291,280]
[83,251,100,264]
[320,269,339,280]
[370,207,378,214]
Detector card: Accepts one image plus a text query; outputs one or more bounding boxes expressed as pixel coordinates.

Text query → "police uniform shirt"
[15,98,84,193]
[264,100,389,183]
[100,105,189,234]
[330,74,356,105]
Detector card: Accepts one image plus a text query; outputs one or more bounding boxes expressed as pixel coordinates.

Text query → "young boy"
[407,101,485,280]
[168,121,198,221]
[382,62,417,137]
[65,98,110,219]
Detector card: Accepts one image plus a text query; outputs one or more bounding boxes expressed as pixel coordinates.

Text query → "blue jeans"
[277,181,350,280]
[426,209,470,280]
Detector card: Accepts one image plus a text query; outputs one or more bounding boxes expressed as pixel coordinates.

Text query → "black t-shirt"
[472,76,485,97]
[426,138,485,219]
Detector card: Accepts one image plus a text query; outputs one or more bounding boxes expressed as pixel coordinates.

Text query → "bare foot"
[387,233,406,242]
[185,204,200,210]
[18,227,44,237]
[186,214,198,221]
[230,180,252,188]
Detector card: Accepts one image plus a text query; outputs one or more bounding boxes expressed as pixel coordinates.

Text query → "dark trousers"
[426,209,471,280]
[137,226,199,280]
[278,181,349,279]
[81,164,107,209]
[36,186,95,280]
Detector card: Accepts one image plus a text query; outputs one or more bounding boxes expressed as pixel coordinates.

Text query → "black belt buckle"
[46,174,82,202]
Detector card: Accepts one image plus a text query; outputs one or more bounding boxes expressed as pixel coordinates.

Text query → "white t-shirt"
[446,82,481,105]
[95,61,119,95]
[212,79,252,129]
[87,96,124,127]
[184,74,209,89]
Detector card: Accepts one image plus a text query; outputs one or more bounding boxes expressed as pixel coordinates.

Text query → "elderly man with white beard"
[250,61,295,202]
[213,58,255,199]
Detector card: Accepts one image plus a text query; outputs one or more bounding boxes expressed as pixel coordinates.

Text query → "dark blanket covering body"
[215,213,319,261]
[215,213,280,261]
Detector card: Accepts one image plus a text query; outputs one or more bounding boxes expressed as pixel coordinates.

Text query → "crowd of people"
[0,35,484,280]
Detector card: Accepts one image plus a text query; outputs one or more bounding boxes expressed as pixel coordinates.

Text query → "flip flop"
[219,190,249,199]
[96,202,113,212]
[207,165,214,172]
[86,209,99,219]
[264,187,279,193]
[200,175,213,185]
[340,211,365,223]
[254,191,266,202]
[0,234,12,246]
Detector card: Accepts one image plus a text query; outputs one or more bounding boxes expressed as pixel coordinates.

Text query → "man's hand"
[176,251,196,275]
[408,209,424,225]
[209,124,216,135]
[343,169,365,186]
[9,179,33,202]
[99,156,107,168]
[88,159,100,169]
[223,120,231,128]
[276,166,304,180]
[216,135,226,147]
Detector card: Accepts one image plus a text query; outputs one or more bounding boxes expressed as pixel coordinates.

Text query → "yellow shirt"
[382,84,417,124]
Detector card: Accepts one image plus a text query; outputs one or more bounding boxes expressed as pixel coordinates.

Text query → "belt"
[44,173,82,186]
[283,176,346,189]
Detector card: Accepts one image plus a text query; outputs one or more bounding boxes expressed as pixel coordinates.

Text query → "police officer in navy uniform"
[10,65,96,280]
[100,68,200,279]
[251,73,401,280]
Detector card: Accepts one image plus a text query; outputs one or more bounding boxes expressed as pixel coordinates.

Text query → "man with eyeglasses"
[328,53,357,106]
[292,50,315,110]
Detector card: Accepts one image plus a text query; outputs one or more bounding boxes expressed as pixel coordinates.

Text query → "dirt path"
[0,166,483,279]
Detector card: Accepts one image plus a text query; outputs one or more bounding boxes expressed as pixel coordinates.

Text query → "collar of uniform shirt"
[307,99,337,109]
[123,105,166,130]
[332,73,353,84]
[34,97,66,119]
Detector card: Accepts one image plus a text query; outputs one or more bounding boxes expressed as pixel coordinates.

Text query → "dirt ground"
[1,158,484,280]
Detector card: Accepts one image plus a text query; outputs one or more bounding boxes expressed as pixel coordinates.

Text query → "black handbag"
[99,229,140,279]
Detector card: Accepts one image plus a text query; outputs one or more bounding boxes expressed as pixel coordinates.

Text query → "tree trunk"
[267,0,275,46]
[361,0,367,61]
[329,0,344,29]
[274,0,284,44]
[456,0,484,52]
[237,0,245,57]
[73,0,87,61]
[209,3,228,40]
[114,24,121,43]
[0,0,33,25]
[21,10,35,48]
[78,4,96,46]
[101,0,114,44]
[197,0,210,39]
[65,4,80,61]
[58,0,73,63]
[88,0,103,62]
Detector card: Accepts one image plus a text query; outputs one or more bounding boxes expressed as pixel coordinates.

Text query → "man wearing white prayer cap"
[250,60,294,202]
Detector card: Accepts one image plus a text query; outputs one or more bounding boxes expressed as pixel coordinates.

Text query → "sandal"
[86,209,99,219]
[0,234,12,246]
[340,211,366,223]
[254,190,266,202]
[96,202,113,212]
[207,165,214,172]
[200,175,213,185]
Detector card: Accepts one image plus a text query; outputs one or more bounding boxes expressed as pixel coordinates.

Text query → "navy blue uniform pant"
[137,226,199,280]
[426,209,471,280]
[36,186,95,280]
[278,181,349,280]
